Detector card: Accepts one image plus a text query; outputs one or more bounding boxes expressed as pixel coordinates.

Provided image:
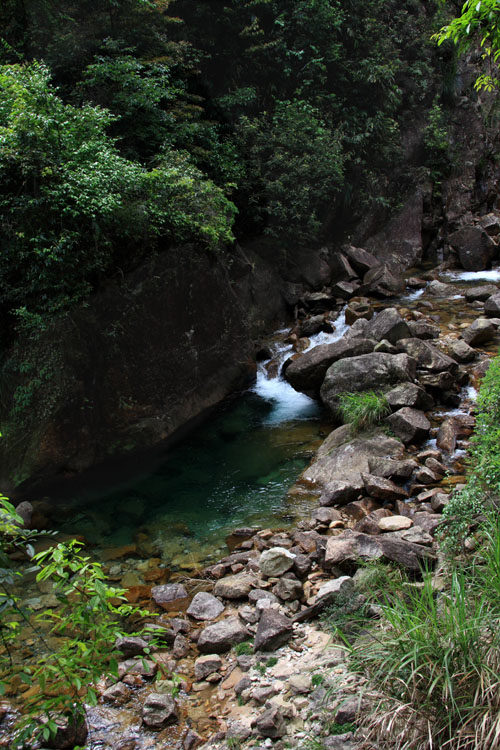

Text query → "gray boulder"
[485,292,500,317]
[259,547,295,577]
[367,456,418,479]
[197,617,249,654]
[213,574,254,600]
[253,705,286,738]
[273,576,303,602]
[320,352,416,415]
[448,225,497,271]
[187,592,225,620]
[194,654,222,681]
[151,584,189,612]
[285,337,375,397]
[142,693,178,730]
[385,407,430,444]
[465,284,499,302]
[362,264,405,297]
[364,308,411,344]
[463,318,496,346]
[344,245,380,276]
[361,473,409,502]
[319,477,364,506]
[397,338,457,372]
[450,339,476,363]
[254,609,293,652]
[407,320,440,339]
[385,382,434,410]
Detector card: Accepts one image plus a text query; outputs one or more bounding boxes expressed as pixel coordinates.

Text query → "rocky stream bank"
[4,227,500,749]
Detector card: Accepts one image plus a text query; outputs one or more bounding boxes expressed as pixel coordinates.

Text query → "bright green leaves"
[0,62,236,333]
[433,0,500,90]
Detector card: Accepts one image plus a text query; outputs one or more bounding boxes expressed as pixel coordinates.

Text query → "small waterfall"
[443,267,500,282]
[251,309,348,424]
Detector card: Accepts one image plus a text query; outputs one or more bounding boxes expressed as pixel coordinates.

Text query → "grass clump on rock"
[337,390,391,433]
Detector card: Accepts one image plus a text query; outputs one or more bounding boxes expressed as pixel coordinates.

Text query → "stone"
[254,609,293,651]
[39,714,88,750]
[115,636,149,658]
[197,617,249,654]
[187,591,225,620]
[315,576,354,605]
[248,589,279,605]
[234,676,252,696]
[437,417,460,453]
[450,339,476,363]
[102,682,130,705]
[324,532,383,569]
[346,297,374,322]
[418,371,457,391]
[362,473,409,502]
[414,467,437,484]
[378,516,413,532]
[284,337,375,397]
[385,408,430,444]
[397,339,457,373]
[363,308,411,344]
[321,353,416,415]
[335,696,368,724]
[252,685,278,704]
[431,493,449,512]
[343,245,380,276]
[448,225,496,271]
[183,729,203,750]
[463,318,496,346]
[253,705,286,738]
[427,280,454,296]
[259,547,295,578]
[377,535,435,570]
[288,674,312,694]
[303,425,404,487]
[14,501,33,528]
[485,292,500,317]
[118,658,157,679]
[413,512,443,535]
[213,574,254,600]
[367,456,418,479]
[398,527,434,545]
[172,633,189,659]
[480,212,500,235]
[407,321,440,339]
[465,284,499,302]
[151,584,189,612]
[273,577,303,602]
[298,314,330,338]
[142,693,178,730]
[362,264,405,297]
[194,654,223,681]
[319,478,364,506]
[227,722,252,742]
[425,457,447,476]
[331,280,359,299]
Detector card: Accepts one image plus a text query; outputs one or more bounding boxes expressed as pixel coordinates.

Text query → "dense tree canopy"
[0,0,450,336]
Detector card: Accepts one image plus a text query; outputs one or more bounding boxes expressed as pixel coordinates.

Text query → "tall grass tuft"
[337,390,391,433]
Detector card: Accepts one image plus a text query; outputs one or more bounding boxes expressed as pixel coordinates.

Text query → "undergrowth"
[335,348,500,749]
[337,390,391,433]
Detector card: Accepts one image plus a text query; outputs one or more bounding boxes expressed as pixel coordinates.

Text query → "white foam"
[401,288,425,301]
[444,267,500,282]
[465,385,478,402]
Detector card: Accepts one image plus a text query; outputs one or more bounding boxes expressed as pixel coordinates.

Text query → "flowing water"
[54,316,350,569]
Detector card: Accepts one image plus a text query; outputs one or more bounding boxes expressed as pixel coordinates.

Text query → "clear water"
[55,321,355,567]
[442,267,500,282]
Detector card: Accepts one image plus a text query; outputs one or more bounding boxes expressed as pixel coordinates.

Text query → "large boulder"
[465,284,499,302]
[303,425,404,487]
[385,407,430,444]
[320,352,416,415]
[485,292,500,317]
[285,337,375,397]
[343,245,380,276]
[151,584,189,612]
[407,321,440,340]
[361,473,409,502]
[448,225,497,271]
[362,264,405,297]
[364,308,411,344]
[194,654,223,681]
[142,693,179,730]
[187,592,225,621]
[367,456,418,479]
[385,382,434,410]
[213,574,255,600]
[397,339,457,373]
[254,609,293,652]
[197,617,249,654]
[259,547,295,577]
[462,318,496,346]
[324,530,434,571]
[319,477,364,506]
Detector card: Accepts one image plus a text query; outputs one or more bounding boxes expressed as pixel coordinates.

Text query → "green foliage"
[344,540,500,749]
[440,349,500,552]
[234,640,253,656]
[434,0,500,91]
[423,96,453,189]
[337,391,391,433]
[0,497,151,747]
[0,62,235,332]
[238,99,344,243]
[311,673,325,687]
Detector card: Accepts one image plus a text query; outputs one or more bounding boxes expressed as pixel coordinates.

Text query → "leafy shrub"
[0,62,236,332]
[337,391,391,433]
[234,640,253,656]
